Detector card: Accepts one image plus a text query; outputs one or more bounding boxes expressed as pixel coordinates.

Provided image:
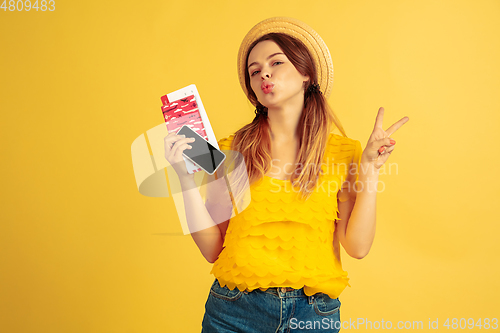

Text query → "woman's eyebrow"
[248,52,285,69]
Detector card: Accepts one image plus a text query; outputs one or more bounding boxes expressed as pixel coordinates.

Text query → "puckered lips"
[261,81,275,94]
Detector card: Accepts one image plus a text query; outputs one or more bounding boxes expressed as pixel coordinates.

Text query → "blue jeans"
[202,278,341,333]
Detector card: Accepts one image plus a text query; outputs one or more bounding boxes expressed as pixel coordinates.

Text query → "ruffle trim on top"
[227,221,331,243]
[210,133,357,299]
[326,133,357,161]
[210,222,350,298]
[217,135,234,148]
[245,177,341,226]
[213,274,351,300]
[211,260,350,290]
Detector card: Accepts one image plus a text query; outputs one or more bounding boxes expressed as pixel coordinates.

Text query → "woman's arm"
[336,160,379,259]
[179,175,228,263]
[336,107,409,259]
[165,132,233,263]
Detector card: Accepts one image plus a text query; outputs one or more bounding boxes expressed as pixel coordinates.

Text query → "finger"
[374,136,395,150]
[164,135,174,158]
[165,135,185,158]
[374,107,385,130]
[165,134,190,149]
[379,143,396,157]
[172,142,193,160]
[385,116,410,137]
[171,137,195,155]
[386,145,396,154]
[164,131,178,143]
[164,133,181,147]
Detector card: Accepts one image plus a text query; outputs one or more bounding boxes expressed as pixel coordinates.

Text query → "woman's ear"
[302,76,310,89]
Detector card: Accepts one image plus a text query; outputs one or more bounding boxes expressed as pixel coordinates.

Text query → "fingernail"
[180,135,185,138]
[390,139,396,145]
[379,147,385,153]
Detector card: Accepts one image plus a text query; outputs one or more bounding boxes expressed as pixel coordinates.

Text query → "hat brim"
[237,17,334,102]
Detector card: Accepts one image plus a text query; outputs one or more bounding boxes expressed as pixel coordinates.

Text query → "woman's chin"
[258,95,280,109]
[259,103,276,111]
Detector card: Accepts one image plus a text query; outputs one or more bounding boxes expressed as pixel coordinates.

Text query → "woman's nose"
[260,71,271,80]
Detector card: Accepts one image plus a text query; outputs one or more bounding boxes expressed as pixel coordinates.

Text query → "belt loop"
[308,295,314,305]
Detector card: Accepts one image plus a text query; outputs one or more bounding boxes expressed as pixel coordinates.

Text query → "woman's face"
[247,40,309,109]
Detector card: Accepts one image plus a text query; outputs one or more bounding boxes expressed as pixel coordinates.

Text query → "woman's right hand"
[164,132,196,180]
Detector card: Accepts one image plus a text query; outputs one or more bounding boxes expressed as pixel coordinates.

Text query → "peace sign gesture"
[362,107,409,169]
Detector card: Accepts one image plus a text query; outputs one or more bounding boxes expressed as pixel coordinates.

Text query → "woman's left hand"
[362,107,409,169]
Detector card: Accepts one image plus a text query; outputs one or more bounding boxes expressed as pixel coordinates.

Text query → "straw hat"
[237,17,334,101]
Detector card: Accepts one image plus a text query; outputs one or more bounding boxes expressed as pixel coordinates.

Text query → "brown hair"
[231,33,347,200]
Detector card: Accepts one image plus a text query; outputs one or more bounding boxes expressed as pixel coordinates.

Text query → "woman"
[164,17,409,333]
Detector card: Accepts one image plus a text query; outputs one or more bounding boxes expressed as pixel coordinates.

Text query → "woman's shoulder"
[326,132,362,159]
[217,134,236,150]
[217,133,360,152]
[327,132,360,147]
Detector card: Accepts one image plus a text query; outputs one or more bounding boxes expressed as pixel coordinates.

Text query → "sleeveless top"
[209,132,363,299]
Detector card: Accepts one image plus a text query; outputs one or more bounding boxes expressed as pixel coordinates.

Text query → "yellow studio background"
[1,0,499,332]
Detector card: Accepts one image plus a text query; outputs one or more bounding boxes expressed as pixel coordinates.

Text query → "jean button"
[280,287,286,293]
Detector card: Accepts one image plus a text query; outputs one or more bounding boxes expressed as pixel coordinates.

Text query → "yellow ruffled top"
[210,133,363,299]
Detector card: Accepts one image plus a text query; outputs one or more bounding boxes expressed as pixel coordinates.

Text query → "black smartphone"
[176,125,226,175]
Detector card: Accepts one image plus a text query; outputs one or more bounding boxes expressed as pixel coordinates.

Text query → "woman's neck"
[267,99,304,142]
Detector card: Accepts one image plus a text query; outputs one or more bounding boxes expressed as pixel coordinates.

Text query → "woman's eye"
[250,70,260,76]
[273,61,283,66]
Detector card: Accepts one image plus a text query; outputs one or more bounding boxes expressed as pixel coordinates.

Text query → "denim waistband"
[251,286,315,300]
[259,287,319,304]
